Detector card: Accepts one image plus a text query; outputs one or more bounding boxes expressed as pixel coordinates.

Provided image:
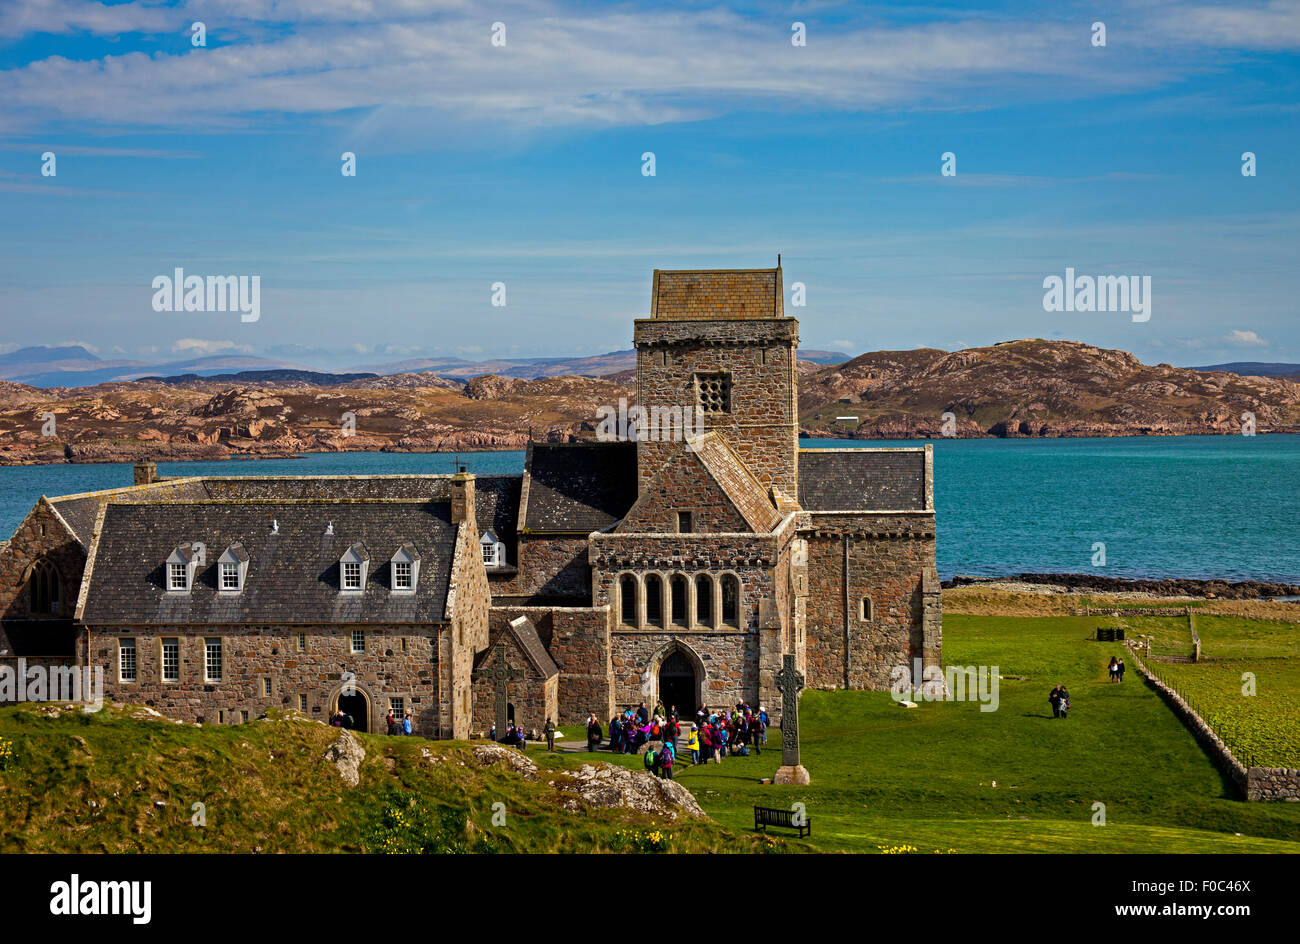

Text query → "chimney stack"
[450,466,476,526]
[133,460,157,486]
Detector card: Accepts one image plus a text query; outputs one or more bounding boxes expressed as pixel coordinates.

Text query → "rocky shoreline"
[944,573,1300,600]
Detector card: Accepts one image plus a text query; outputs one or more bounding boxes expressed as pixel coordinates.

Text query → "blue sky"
[0,0,1297,370]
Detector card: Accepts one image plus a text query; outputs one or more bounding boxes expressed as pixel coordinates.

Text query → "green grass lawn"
[547,614,1300,852]
[1112,614,1300,768]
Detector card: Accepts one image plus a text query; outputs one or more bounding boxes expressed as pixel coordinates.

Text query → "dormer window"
[218,543,249,593]
[480,530,505,568]
[390,543,421,593]
[339,543,369,592]
[166,543,200,592]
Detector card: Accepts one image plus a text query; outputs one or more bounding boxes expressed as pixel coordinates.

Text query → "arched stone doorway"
[655,650,696,717]
[329,682,374,734]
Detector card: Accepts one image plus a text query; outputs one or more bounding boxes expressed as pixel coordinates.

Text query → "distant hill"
[2,339,1297,465]
[1192,362,1300,381]
[800,339,1300,438]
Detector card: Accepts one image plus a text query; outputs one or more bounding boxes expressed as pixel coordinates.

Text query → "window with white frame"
[296,632,306,651]
[262,677,272,697]
[168,562,188,591]
[161,638,180,682]
[342,561,362,590]
[204,638,222,682]
[351,630,365,653]
[298,694,307,711]
[119,638,137,683]
[393,560,412,590]
[389,697,404,717]
[480,531,505,567]
[219,562,239,591]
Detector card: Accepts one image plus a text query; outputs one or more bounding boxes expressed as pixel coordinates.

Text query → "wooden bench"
[754,805,811,838]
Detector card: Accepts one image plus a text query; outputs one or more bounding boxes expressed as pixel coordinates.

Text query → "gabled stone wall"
[802,511,940,691]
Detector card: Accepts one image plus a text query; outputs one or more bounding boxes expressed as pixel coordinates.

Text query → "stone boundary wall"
[1077,605,1300,624]
[1128,644,1299,802]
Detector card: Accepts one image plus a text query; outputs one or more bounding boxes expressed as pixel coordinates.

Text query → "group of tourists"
[489,722,528,748]
[384,709,414,735]
[328,708,355,729]
[582,701,771,777]
[1107,656,1127,683]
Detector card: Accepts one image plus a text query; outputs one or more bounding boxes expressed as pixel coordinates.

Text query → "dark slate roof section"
[0,621,78,657]
[798,450,927,512]
[521,442,637,533]
[473,475,522,564]
[81,500,458,625]
[50,479,211,547]
[48,496,103,547]
[201,476,451,502]
[475,616,559,679]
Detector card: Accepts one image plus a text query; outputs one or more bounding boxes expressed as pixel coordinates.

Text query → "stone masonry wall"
[512,535,592,601]
[445,518,492,739]
[489,605,613,724]
[0,498,85,627]
[1129,645,1300,801]
[803,512,939,691]
[86,624,446,736]
[618,446,751,534]
[634,318,799,497]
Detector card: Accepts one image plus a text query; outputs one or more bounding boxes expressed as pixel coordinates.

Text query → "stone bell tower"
[632,264,800,497]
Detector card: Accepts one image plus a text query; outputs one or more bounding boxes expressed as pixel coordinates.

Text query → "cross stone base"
[774,765,810,785]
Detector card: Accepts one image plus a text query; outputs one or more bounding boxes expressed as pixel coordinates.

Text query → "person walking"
[688,724,700,765]
[1117,657,1126,682]
[660,738,675,780]
[544,717,556,752]
[1048,685,1063,718]
[1108,656,1119,683]
[402,711,413,736]
[1058,686,1071,719]
[586,713,603,751]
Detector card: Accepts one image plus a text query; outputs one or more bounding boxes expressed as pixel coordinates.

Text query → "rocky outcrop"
[945,573,1300,599]
[472,742,541,781]
[552,763,707,820]
[322,730,366,787]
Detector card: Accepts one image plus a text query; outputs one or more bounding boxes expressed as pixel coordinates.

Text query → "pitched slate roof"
[50,479,210,547]
[520,442,637,533]
[476,615,558,679]
[688,433,781,532]
[798,449,927,512]
[651,267,784,320]
[79,500,458,625]
[473,474,522,564]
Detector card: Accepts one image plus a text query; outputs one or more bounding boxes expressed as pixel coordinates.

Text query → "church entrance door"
[338,691,368,733]
[658,650,696,719]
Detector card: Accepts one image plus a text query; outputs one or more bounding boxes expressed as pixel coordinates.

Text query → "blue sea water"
[1,435,1296,582]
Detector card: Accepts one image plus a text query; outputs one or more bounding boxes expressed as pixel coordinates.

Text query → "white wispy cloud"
[171,338,255,355]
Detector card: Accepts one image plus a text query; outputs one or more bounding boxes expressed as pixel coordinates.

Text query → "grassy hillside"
[0,706,768,854]
[1,612,1297,853]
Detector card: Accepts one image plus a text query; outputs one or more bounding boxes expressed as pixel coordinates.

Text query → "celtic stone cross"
[774,653,805,767]
[474,640,523,742]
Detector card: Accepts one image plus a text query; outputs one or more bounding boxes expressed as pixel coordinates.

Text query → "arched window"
[695,575,712,626]
[645,574,663,627]
[670,575,689,626]
[721,574,740,626]
[619,575,637,625]
[29,559,60,615]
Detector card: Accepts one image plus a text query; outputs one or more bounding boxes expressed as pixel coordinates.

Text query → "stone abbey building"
[0,265,941,738]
